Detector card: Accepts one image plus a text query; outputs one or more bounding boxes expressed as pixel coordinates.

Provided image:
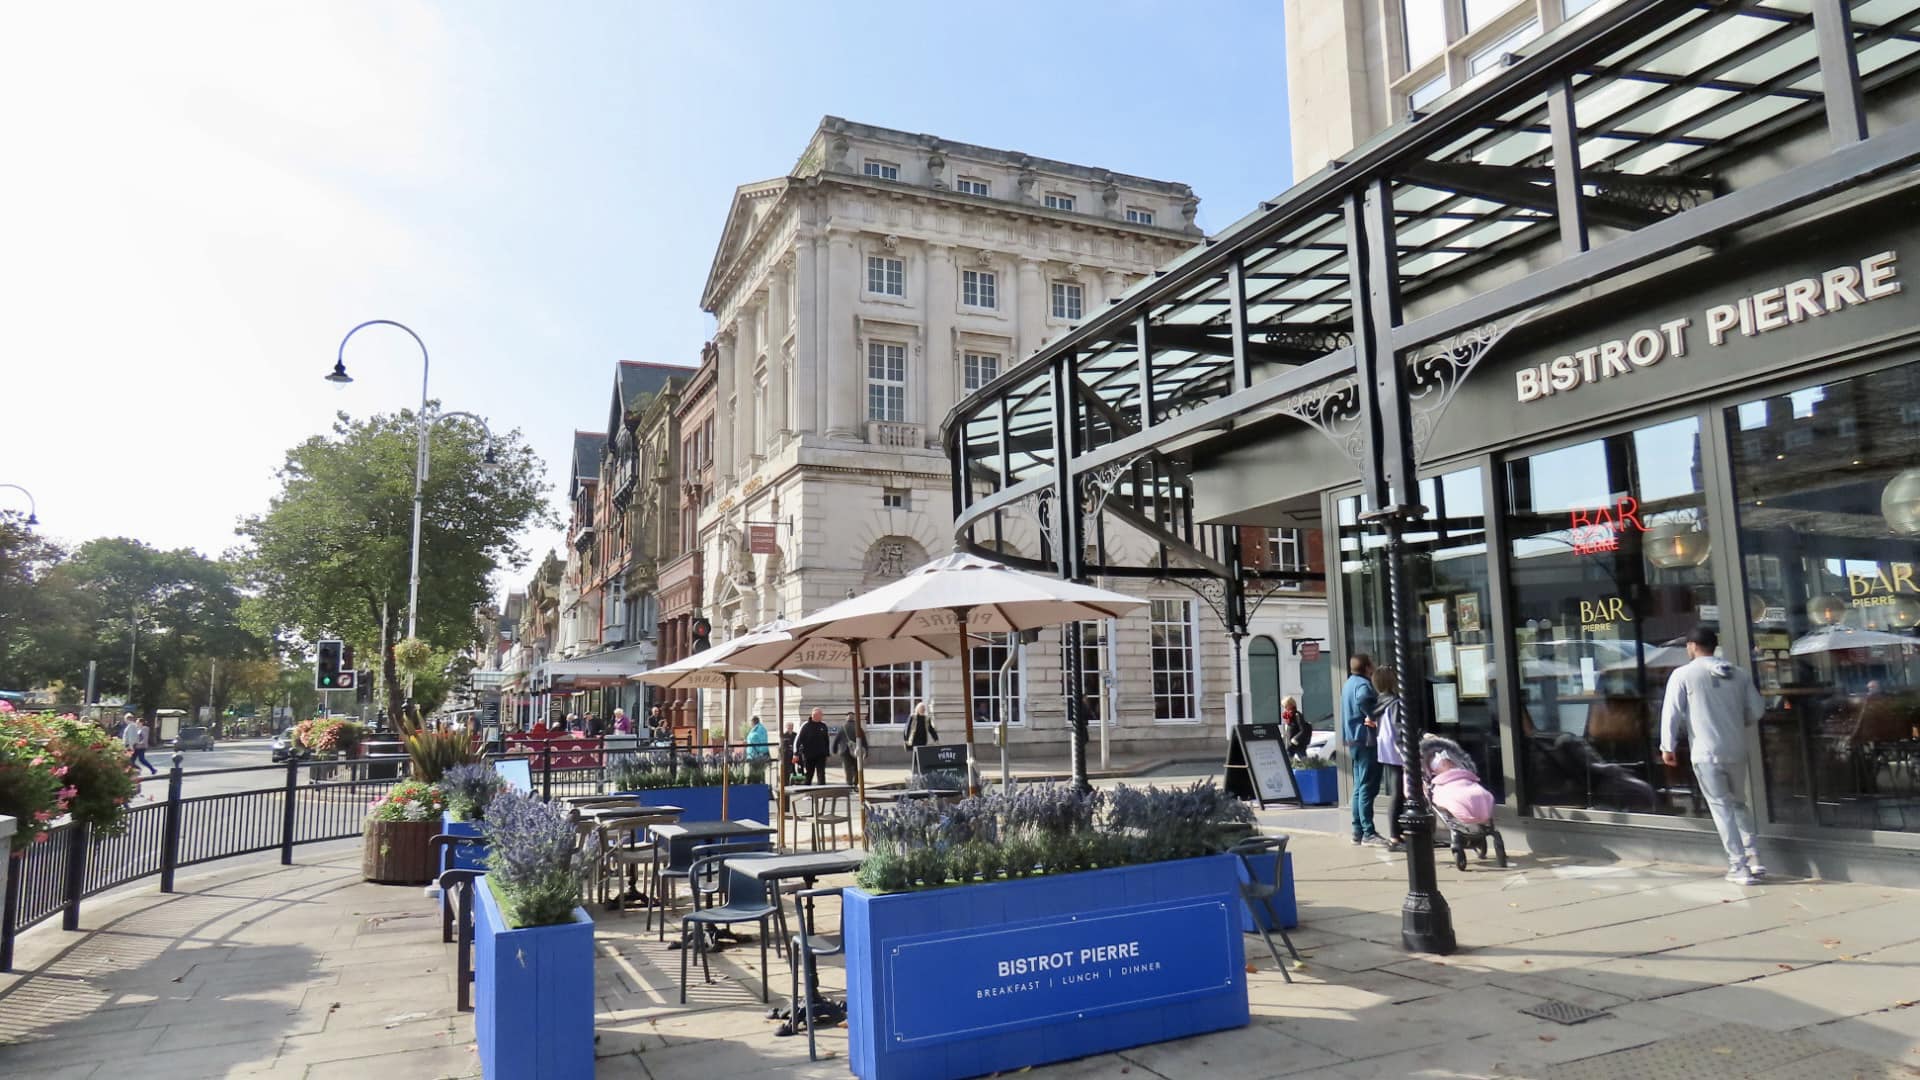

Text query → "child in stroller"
[1420,734,1508,871]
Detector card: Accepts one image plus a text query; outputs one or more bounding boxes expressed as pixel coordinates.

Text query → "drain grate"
[1520,999,1613,1026]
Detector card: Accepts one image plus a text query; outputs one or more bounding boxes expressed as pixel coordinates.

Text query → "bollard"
[281,754,299,865]
[159,752,185,892]
[61,821,90,932]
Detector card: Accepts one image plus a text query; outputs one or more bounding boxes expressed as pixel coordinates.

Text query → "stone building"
[690,116,1283,754]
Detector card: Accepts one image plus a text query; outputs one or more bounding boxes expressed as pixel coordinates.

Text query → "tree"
[0,511,82,690]
[239,408,551,723]
[37,540,261,715]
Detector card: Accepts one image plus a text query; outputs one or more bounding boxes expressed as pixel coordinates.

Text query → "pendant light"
[1807,594,1848,626]
[1882,468,1920,533]
[1643,519,1711,569]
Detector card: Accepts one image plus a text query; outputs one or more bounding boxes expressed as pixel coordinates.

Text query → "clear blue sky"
[1,1,1291,589]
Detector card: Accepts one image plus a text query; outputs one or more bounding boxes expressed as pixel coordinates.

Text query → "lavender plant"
[479,790,595,927]
[441,763,506,822]
[854,780,1252,894]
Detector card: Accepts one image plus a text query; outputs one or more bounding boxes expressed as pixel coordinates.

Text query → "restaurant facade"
[944,0,1920,883]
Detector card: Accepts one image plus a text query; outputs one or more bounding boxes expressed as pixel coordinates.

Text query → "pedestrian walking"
[1280,696,1313,761]
[797,707,832,785]
[746,715,771,784]
[1371,665,1408,852]
[902,700,938,748]
[122,714,157,775]
[1342,653,1384,845]
[1660,626,1768,885]
[834,711,868,786]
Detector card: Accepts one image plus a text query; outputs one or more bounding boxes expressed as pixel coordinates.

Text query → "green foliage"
[292,717,365,754]
[481,790,591,928]
[403,729,479,783]
[853,781,1255,895]
[237,408,553,722]
[0,706,69,851]
[44,714,140,837]
[440,762,506,821]
[392,637,435,677]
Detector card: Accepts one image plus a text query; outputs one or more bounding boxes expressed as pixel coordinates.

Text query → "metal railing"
[0,752,410,971]
[0,737,751,971]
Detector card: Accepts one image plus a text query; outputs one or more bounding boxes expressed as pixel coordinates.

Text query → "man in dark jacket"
[797,707,832,785]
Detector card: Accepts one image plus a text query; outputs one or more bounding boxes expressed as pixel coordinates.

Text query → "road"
[132,737,302,798]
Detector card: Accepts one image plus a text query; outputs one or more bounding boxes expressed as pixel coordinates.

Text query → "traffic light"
[336,645,356,690]
[690,616,712,654]
[316,640,342,689]
[356,672,372,705]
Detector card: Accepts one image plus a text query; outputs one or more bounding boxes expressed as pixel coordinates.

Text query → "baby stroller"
[1419,734,1508,871]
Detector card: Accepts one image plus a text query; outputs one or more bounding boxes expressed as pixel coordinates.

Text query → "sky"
[1,2,1292,597]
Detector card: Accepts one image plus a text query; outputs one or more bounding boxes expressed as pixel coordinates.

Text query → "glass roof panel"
[1857,0,1920,25]
[1721,31,1819,86]
[1641,12,1780,77]
[1596,8,1709,68]
[1477,129,1553,167]
[1613,138,1697,174]
[1859,36,1920,77]
[1576,134,1644,165]
[1681,92,1800,142]
[1610,85,1740,139]
[1572,75,1666,127]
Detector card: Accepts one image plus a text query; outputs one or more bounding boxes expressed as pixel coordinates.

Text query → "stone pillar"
[924,242,957,445]
[824,229,861,438]
[793,231,820,435]
[736,297,760,471]
[767,258,791,441]
[714,329,736,484]
[1016,256,1046,361]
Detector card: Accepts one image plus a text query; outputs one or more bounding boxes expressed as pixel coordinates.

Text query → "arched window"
[1248,636,1282,726]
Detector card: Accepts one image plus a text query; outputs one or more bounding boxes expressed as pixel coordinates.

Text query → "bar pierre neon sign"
[1569,497,1646,555]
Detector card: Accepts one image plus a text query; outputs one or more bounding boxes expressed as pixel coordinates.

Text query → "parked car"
[174,726,216,751]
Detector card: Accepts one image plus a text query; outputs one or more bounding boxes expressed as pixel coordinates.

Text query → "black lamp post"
[0,484,38,526]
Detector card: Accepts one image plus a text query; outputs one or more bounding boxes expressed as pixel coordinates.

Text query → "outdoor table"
[864,787,959,805]
[650,819,777,947]
[782,784,853,851]
[739,850,868,1036]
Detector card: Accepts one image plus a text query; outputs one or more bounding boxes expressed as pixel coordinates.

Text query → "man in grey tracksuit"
[1660,626,1766,884]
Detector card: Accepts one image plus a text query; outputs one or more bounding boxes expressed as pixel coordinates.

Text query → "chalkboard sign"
[1226,724,1299,807]
[912,743,969,776]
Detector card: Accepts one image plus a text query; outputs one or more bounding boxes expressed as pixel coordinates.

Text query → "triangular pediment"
[701,177,789,313]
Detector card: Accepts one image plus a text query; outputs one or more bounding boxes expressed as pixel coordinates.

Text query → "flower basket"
[362,818,439,884]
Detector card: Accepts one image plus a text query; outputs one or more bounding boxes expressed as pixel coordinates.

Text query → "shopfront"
[1320,201,1920,874]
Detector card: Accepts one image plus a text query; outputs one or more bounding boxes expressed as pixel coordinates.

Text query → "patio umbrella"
[784,551,1146,795]
[634,652,820,820]
[1790,626,1918,655]
[701,618,984,842]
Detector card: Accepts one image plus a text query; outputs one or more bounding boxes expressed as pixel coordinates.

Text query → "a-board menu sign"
[912,743,969,777]
[1225,724,1299,807]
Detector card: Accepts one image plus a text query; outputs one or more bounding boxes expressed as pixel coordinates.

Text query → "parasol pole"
[847,640,869,844]
[776,675,787,849]
[956,606,979,796]
[721,673,732,821]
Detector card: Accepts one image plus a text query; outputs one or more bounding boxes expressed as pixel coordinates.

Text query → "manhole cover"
[1520,999,1612,1026]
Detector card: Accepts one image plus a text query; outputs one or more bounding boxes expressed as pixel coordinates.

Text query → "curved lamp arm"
[425,410,499,474]
[329,319,428,399]
[0,483,37,525]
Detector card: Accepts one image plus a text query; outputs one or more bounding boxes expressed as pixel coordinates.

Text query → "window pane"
[1403,0,1448,65]
[1150,599,1198,722]
[1469,18,1539,75]
[1728,362,1920,833]
[1464,0,1513,32]
[1504,420,1714,817]
[1410,73,1450,110]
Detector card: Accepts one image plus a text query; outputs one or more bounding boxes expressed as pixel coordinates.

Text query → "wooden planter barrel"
[362,819,438,884]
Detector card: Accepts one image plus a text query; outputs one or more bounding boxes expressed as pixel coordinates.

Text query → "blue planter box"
[440,814,487,874]
[1236,851,1298,931]
[474,877,595,1080]
[844,854,1249,1080]
[616,784,769,824]
[1294,767,1338,806]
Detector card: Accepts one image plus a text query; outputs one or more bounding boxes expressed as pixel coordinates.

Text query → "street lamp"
[0,483,38,526]
[331,320,432,642]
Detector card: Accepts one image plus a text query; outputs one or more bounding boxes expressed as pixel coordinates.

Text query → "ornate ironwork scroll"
[1275,372,1368,474]
[1405,308,1538,459]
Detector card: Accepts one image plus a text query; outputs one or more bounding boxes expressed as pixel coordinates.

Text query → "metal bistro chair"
[434,860,485,1013]
[1232,835,1302,983]
[787,886,846,1060]
[808,792,852,851]
[679,844,779,1003]
[598,811,677,916]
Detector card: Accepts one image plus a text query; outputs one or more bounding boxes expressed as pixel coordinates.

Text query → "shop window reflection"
[1339,467,1504,798]
[1730,363,1920,833]
[1504,417,1715,817]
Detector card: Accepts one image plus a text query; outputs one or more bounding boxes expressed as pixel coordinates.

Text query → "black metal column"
[1350,176,1456,956]
[61,822,89,932]
[1,851,22,971]
[1051,351,1092,794]
[160,752,184,892]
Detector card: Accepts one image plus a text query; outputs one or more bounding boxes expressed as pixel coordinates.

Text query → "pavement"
[3,815,1919,1079]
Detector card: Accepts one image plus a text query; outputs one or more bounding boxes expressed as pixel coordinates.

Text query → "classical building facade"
[692,116,1273,752]
[1284,0,1600,179]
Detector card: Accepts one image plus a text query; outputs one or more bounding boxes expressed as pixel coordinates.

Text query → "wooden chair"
[436,865,484,1012]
